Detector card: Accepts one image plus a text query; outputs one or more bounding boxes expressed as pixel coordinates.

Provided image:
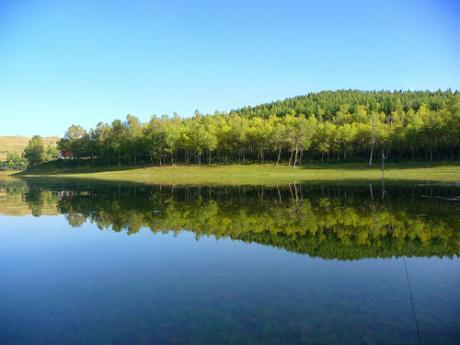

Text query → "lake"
[0,179,459,345]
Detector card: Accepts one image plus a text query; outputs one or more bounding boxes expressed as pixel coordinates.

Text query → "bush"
[6,152,27,170]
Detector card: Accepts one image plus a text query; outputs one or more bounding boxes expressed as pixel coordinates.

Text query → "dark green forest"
[3,180,459,260]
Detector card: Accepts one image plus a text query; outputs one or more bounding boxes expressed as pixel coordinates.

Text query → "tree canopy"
[50,90,459,166]
[23,135,58,168]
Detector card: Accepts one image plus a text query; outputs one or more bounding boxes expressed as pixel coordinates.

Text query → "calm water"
[0,179,459,345]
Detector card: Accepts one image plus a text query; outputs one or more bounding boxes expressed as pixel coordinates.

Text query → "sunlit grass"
[17,162,460,185]
[0,170,18,180]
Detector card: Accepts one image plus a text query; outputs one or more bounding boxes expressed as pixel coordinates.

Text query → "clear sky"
[0,0,459,136]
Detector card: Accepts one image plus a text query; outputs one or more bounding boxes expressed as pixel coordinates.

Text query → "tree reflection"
[1,180,459,259]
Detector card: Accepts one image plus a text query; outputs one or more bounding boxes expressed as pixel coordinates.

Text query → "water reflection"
[1,179,460,345]
[1,179,459,260]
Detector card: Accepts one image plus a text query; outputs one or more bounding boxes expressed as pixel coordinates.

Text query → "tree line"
[21,90,460,167]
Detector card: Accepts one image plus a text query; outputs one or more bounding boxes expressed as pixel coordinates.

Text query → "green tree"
[6,152,27,170]
[58,124,87,159]
[125,115,144,164]
[286,115,317,167]
[315,121,336,161]
[270,116,289,166]
[24,136,46,167]
[46,145,59,161]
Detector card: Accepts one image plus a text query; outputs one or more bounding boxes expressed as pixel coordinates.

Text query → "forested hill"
[21,89,460,168]
[230,90,456,119]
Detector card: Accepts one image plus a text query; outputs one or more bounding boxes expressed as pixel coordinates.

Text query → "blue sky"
[0,0,459,136]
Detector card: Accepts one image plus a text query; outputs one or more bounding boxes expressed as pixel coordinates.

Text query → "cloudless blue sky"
[1,0,459,136]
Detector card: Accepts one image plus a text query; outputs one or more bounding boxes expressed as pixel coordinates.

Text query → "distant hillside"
[0,136,59,161]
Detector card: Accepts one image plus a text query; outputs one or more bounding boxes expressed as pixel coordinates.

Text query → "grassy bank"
[16,162,460,185]
[0,170,17,181]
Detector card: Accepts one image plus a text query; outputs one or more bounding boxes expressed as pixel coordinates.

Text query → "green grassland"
[0,136,59,161]
[16,162,460,185]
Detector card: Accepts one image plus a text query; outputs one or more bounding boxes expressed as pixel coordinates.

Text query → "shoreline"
[9,162,460,185]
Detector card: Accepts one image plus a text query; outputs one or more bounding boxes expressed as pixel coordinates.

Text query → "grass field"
[0,136,59,161]
[16,162,460,185]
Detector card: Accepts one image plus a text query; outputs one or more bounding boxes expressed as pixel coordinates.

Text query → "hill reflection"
[1,179,459,260]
